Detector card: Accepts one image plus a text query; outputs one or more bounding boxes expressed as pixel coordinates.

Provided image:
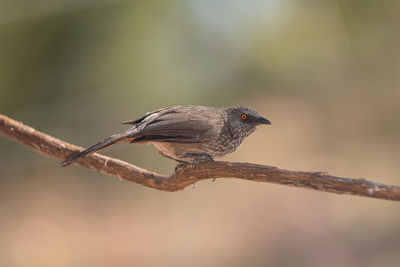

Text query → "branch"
[1,114,399,201]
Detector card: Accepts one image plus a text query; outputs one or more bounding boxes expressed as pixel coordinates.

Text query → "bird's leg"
[183,154,214,168]
[174,162,191,173]
[158,151,191,173]
[187,154,216,182]
[158,150,187,163]
[174,154,214,180]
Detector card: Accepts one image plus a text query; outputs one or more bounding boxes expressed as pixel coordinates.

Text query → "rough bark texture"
[1,114,399,201]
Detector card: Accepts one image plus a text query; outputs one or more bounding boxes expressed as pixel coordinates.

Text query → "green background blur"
[1,0,399,266]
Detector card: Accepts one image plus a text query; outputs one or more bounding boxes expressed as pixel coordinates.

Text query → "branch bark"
[1,114,399,201]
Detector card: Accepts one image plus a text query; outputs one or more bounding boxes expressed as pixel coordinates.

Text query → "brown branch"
[1,114,400,201]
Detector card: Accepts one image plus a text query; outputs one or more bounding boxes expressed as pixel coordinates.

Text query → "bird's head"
[226,106,271,138]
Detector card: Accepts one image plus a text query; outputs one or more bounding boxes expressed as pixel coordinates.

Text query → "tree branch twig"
[1,114,399,201]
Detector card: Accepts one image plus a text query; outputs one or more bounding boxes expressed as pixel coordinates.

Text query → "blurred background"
[1,0,400,266]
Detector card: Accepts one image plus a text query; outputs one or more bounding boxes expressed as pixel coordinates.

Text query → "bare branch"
[1,114,399,201]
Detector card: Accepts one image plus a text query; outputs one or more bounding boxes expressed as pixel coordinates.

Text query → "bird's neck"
[227,124,256,142]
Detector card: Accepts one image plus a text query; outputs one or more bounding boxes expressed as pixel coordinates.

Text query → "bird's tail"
[61,128,136,166]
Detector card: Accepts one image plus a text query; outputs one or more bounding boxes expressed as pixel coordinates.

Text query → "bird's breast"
[151,136,245,161]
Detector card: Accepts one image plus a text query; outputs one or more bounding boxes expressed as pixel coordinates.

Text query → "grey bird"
[61,105,271,167]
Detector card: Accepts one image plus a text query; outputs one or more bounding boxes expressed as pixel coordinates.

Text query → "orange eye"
[241,114,247,120]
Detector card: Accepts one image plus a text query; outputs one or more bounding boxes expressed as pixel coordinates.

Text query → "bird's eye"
[241,114,247,120]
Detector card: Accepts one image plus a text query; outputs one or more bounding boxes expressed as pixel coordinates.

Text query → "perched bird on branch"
[61,105,271,168]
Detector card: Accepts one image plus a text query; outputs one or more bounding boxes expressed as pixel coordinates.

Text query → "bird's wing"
[121,107,170,125]
[128,106,220,143]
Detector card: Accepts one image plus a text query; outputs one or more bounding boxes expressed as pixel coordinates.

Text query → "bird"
[61,105,271,168]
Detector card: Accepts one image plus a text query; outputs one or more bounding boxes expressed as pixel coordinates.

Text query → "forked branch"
[1,114,399,201]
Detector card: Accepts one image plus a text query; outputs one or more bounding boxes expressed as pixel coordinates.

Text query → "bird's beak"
[257,116,271,125]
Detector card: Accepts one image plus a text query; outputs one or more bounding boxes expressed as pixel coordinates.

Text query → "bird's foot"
[174,162,191,173]
[174,154,214,177]
[189,154,214,169]
[193,155,216,182]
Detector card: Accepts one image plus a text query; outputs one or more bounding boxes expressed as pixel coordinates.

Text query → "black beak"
[257,116,271,125]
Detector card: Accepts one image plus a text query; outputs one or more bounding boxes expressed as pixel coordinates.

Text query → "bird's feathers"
[61,128,137,166]
[62,105,269,166]
[127,106,220,143]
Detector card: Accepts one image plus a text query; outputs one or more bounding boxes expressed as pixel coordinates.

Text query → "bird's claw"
[174,162,190,173]
[175,154,213,174]
[190,154,214,168]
